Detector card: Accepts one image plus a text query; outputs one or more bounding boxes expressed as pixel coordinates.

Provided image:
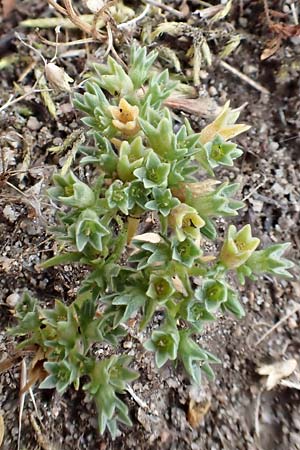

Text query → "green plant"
[9,46,294,438]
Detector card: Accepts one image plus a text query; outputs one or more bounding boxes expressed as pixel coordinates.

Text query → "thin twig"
[143,0,185,18]
[15,32,47,65]
[263,0,272,26]
[30,413,53,450]
[126,384,149,410]
[118,4,151,29]
[38,34,96,47]
[0,89,52,113]
[48,0,67,15]
[291,2,299,25]
[254,387,263,438]
[29,388,41,421]
[104,21,114,57]
[281,379,300,390]
[242,177,267,201]
[220,60,270,95]
[47,0,105,41]
[255,303,300,347]
[92,0,115,34]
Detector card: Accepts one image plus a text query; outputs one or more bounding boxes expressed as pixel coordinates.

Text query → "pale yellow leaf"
[210,0,232,24]
[133,233,161,244]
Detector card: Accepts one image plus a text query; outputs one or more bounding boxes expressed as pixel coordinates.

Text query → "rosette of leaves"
[48,171,96,209]
[196,279,228,312]
[236,243,294,284]
[178,331,220,384]
[83,355,138,438]
[197,134,243,176]
[144,317,180,368]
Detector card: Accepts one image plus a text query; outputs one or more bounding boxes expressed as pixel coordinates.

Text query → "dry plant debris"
[261,0,300,59]
[257,358,298,390]
[188,398,211,428]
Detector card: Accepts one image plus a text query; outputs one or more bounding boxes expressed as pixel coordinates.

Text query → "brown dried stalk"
[47,0,106,40]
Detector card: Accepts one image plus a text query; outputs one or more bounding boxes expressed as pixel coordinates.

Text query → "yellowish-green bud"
[109,98,140,136]
[220,224,260,269]
[168,203,205,242]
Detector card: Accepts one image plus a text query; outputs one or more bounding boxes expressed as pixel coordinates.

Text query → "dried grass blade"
[17,359,27,450]
[0,414,4,447]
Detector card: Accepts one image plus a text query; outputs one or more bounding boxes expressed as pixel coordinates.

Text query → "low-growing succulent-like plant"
[9,46,294,438]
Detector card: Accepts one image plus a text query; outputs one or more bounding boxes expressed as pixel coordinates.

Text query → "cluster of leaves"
[10,46,294,438]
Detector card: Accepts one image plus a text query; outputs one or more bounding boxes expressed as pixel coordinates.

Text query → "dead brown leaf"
[261,36,282,60]
[261,0,300,60]
[164,96,220,120]
[269,9,287,19]
[188,398,211,428]
[270,22,300,38]
[0,356,17,373]
[22,360,48,394]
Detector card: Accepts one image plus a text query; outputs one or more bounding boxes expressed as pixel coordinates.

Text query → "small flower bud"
[220,224,260,269]
[146,274,175,304]
[169,203,205,242]
[109,98,140,136]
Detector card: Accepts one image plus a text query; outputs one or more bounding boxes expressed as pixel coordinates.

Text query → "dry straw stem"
[0,414,4,447]
[126,384,149,410]
[0,87,52,113]
[30,413,54,450]
[143,0,185,18]
[254,387,263,437]
[47,0,106,40]
[219,60,270,95]
[21,15,102,28]
[117,3,150,30]
[17,359,27,450]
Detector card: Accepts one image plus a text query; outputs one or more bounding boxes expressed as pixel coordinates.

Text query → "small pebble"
[199,70,209,80]
[243,64,257,76]
[208,86,218,97]
[3,205,17,223]
[269,141,279,151]
[6,292,20,307]
[123,340,133,349]
[238,17,248,27]
[52,137,63,146]
[27,116,41,131]
[288,317,298,329]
